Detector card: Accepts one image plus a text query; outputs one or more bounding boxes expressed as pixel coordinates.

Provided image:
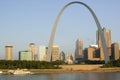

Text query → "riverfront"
[1,65,120,74]
[29,65,120,74]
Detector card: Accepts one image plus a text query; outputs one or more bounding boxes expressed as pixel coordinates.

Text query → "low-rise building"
[19,51,32,61]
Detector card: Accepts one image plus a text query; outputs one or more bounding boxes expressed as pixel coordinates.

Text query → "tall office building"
[51,45,59,61]
[5,44,13,60]
[75,38,83,61]
[39,45,47,61]
[96,28,112,56]
[96,28,111,48]
[111,43,120,60]
[28,43,37,60]
[19,51,32,61]
[59,51,65,61]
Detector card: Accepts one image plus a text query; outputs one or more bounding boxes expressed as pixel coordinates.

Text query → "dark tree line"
[84,60,105,64]
[0,60,61,69]
[102,59,120,68]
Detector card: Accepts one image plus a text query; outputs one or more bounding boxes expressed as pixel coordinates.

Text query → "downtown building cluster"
[4,43,74,64]
[75,27,120,63]
[4,27,120,64]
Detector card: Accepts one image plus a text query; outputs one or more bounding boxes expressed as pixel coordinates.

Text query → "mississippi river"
[0,72,120,80]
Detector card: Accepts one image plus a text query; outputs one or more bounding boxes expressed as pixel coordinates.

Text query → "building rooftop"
[5,44,13,47]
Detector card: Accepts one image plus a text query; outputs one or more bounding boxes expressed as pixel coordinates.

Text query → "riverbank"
[1,65,120,74]
[29,65,120,74]
[29,68,120,74]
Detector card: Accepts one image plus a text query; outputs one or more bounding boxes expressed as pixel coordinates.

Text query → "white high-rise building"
[39,45,47,61]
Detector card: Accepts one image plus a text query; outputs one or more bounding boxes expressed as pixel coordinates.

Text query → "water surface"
[0,72,120,80]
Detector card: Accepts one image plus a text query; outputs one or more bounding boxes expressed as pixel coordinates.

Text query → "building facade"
[75,38,83,61]
[96,28,111,48]
[5,44,13,60]
[96,28,112,60]
[28,43,37,60]
[111,43,120,60]
[84,46,104,61]
[87,47,99,60]
[39,45,47,61]
[19,51,32,61]
[59,51,65,61]
[66,53,74,64]
[51,45,59,61]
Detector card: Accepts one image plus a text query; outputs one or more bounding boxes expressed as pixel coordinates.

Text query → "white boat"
[12,69,31,75]
[0,71,2,74]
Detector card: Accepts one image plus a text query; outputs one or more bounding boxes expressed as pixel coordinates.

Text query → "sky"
[0,0,120,60]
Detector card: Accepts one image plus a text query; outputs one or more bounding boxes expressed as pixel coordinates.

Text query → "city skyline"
[2,27,119,61]
[0,0,120,59]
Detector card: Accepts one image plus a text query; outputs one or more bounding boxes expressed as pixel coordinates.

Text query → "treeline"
[102,59,120,68]
[0,60,61,69]
[84,60,105,64]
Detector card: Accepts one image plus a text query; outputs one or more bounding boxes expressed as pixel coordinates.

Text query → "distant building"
[87,47,99,60]
[111,42,120,60]
[84,46,104,61]
[5,44,13,60]
[96,28,112,56]
[75,38,83,62]
[51,45,59,61]
[39,45,47,61]
[66,53,74,64]
[96,48,105,60]
[19,51,32,61]
[28,43,37,60]
[83,48,88,60]
[96,28,111,48]
[59,51,65,61]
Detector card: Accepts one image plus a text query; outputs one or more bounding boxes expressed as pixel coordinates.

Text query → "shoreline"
[29,68,120,74]
[1,65,120,74]
[1,68,120,74]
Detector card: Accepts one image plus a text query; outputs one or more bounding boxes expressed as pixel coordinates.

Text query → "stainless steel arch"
[47,1,110,64]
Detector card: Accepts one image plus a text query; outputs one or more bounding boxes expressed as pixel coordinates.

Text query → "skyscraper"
[96,28,111,48]
[51,45,59,61]
[96,28,112,56]
[75,38,83,61]
[39,45,47,61]
[28,43,37,60]
[5,44,13,60]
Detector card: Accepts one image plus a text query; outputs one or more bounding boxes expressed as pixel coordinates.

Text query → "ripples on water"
[0,72,120,80]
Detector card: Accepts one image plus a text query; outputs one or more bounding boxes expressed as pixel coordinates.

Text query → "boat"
[11,69,31,75]
[0,71,2,74]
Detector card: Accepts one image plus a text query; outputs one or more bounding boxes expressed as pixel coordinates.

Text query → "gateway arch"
[47,1,110,64]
